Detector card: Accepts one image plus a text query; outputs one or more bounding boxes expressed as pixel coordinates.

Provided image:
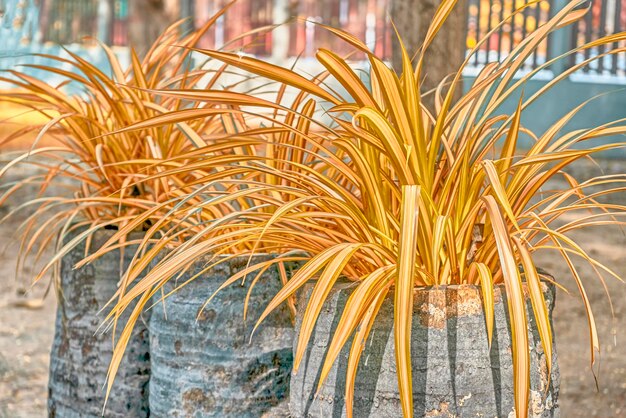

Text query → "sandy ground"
[0,250,55,418]
[536,220,626,417]
[0,184,624,417]
[0,101,59,151]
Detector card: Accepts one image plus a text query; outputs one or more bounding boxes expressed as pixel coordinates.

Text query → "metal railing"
[1,0,625,78]
[284,0,391,60]
[194,0,274,56]
[465,0,626,77]
[568,0,626,76]
[466,0,552,71]
[38,0,128,46]
[192,0,391,61]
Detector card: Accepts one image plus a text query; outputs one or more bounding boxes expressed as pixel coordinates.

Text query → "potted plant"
[0,8,245,416]
[95,0,625,417]
[85,90,343,417]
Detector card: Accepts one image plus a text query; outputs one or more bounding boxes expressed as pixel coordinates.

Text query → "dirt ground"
[535,219,626,417]
[0,244,55,418]
[0,189,624,417]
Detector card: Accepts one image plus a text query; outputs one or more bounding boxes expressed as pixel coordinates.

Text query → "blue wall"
[462,72,626,157]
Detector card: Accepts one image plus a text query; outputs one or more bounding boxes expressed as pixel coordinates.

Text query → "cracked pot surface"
[148,255,295,418]
[290,281,560,417]
[48,229,150,418]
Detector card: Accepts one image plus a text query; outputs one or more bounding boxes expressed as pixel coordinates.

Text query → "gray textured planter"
[290,282,560,417]
[148,255,295,418]
[48,229,150,418]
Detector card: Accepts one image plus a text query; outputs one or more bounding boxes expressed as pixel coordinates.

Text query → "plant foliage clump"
[6,1,625,418]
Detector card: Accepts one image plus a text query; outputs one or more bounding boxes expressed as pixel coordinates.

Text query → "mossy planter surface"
[48,229,150,418]
[290,281,559,417]
[148,255,294,418]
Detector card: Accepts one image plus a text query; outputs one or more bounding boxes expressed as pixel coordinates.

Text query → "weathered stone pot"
[290,281,559,417]
[148,255,295,417]
[48,229,150,418]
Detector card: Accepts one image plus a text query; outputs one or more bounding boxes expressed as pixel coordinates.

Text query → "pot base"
[48,230,150,418]
[148,256,295,418]
[290,283,559,418]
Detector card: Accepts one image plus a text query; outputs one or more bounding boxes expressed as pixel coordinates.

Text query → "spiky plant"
[0,5,260,282]
[77,1,626,416]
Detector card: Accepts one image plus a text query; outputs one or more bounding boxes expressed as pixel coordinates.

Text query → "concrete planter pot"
[290,281,559,417]
[48,229,150,418]
[148,255,295,418]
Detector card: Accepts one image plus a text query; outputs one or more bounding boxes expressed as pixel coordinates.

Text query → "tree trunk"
[128,0,178,56]
[390,0,469,108]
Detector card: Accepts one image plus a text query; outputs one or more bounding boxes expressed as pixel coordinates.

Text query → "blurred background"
[1,0,625,146]
[0,0,624,417]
